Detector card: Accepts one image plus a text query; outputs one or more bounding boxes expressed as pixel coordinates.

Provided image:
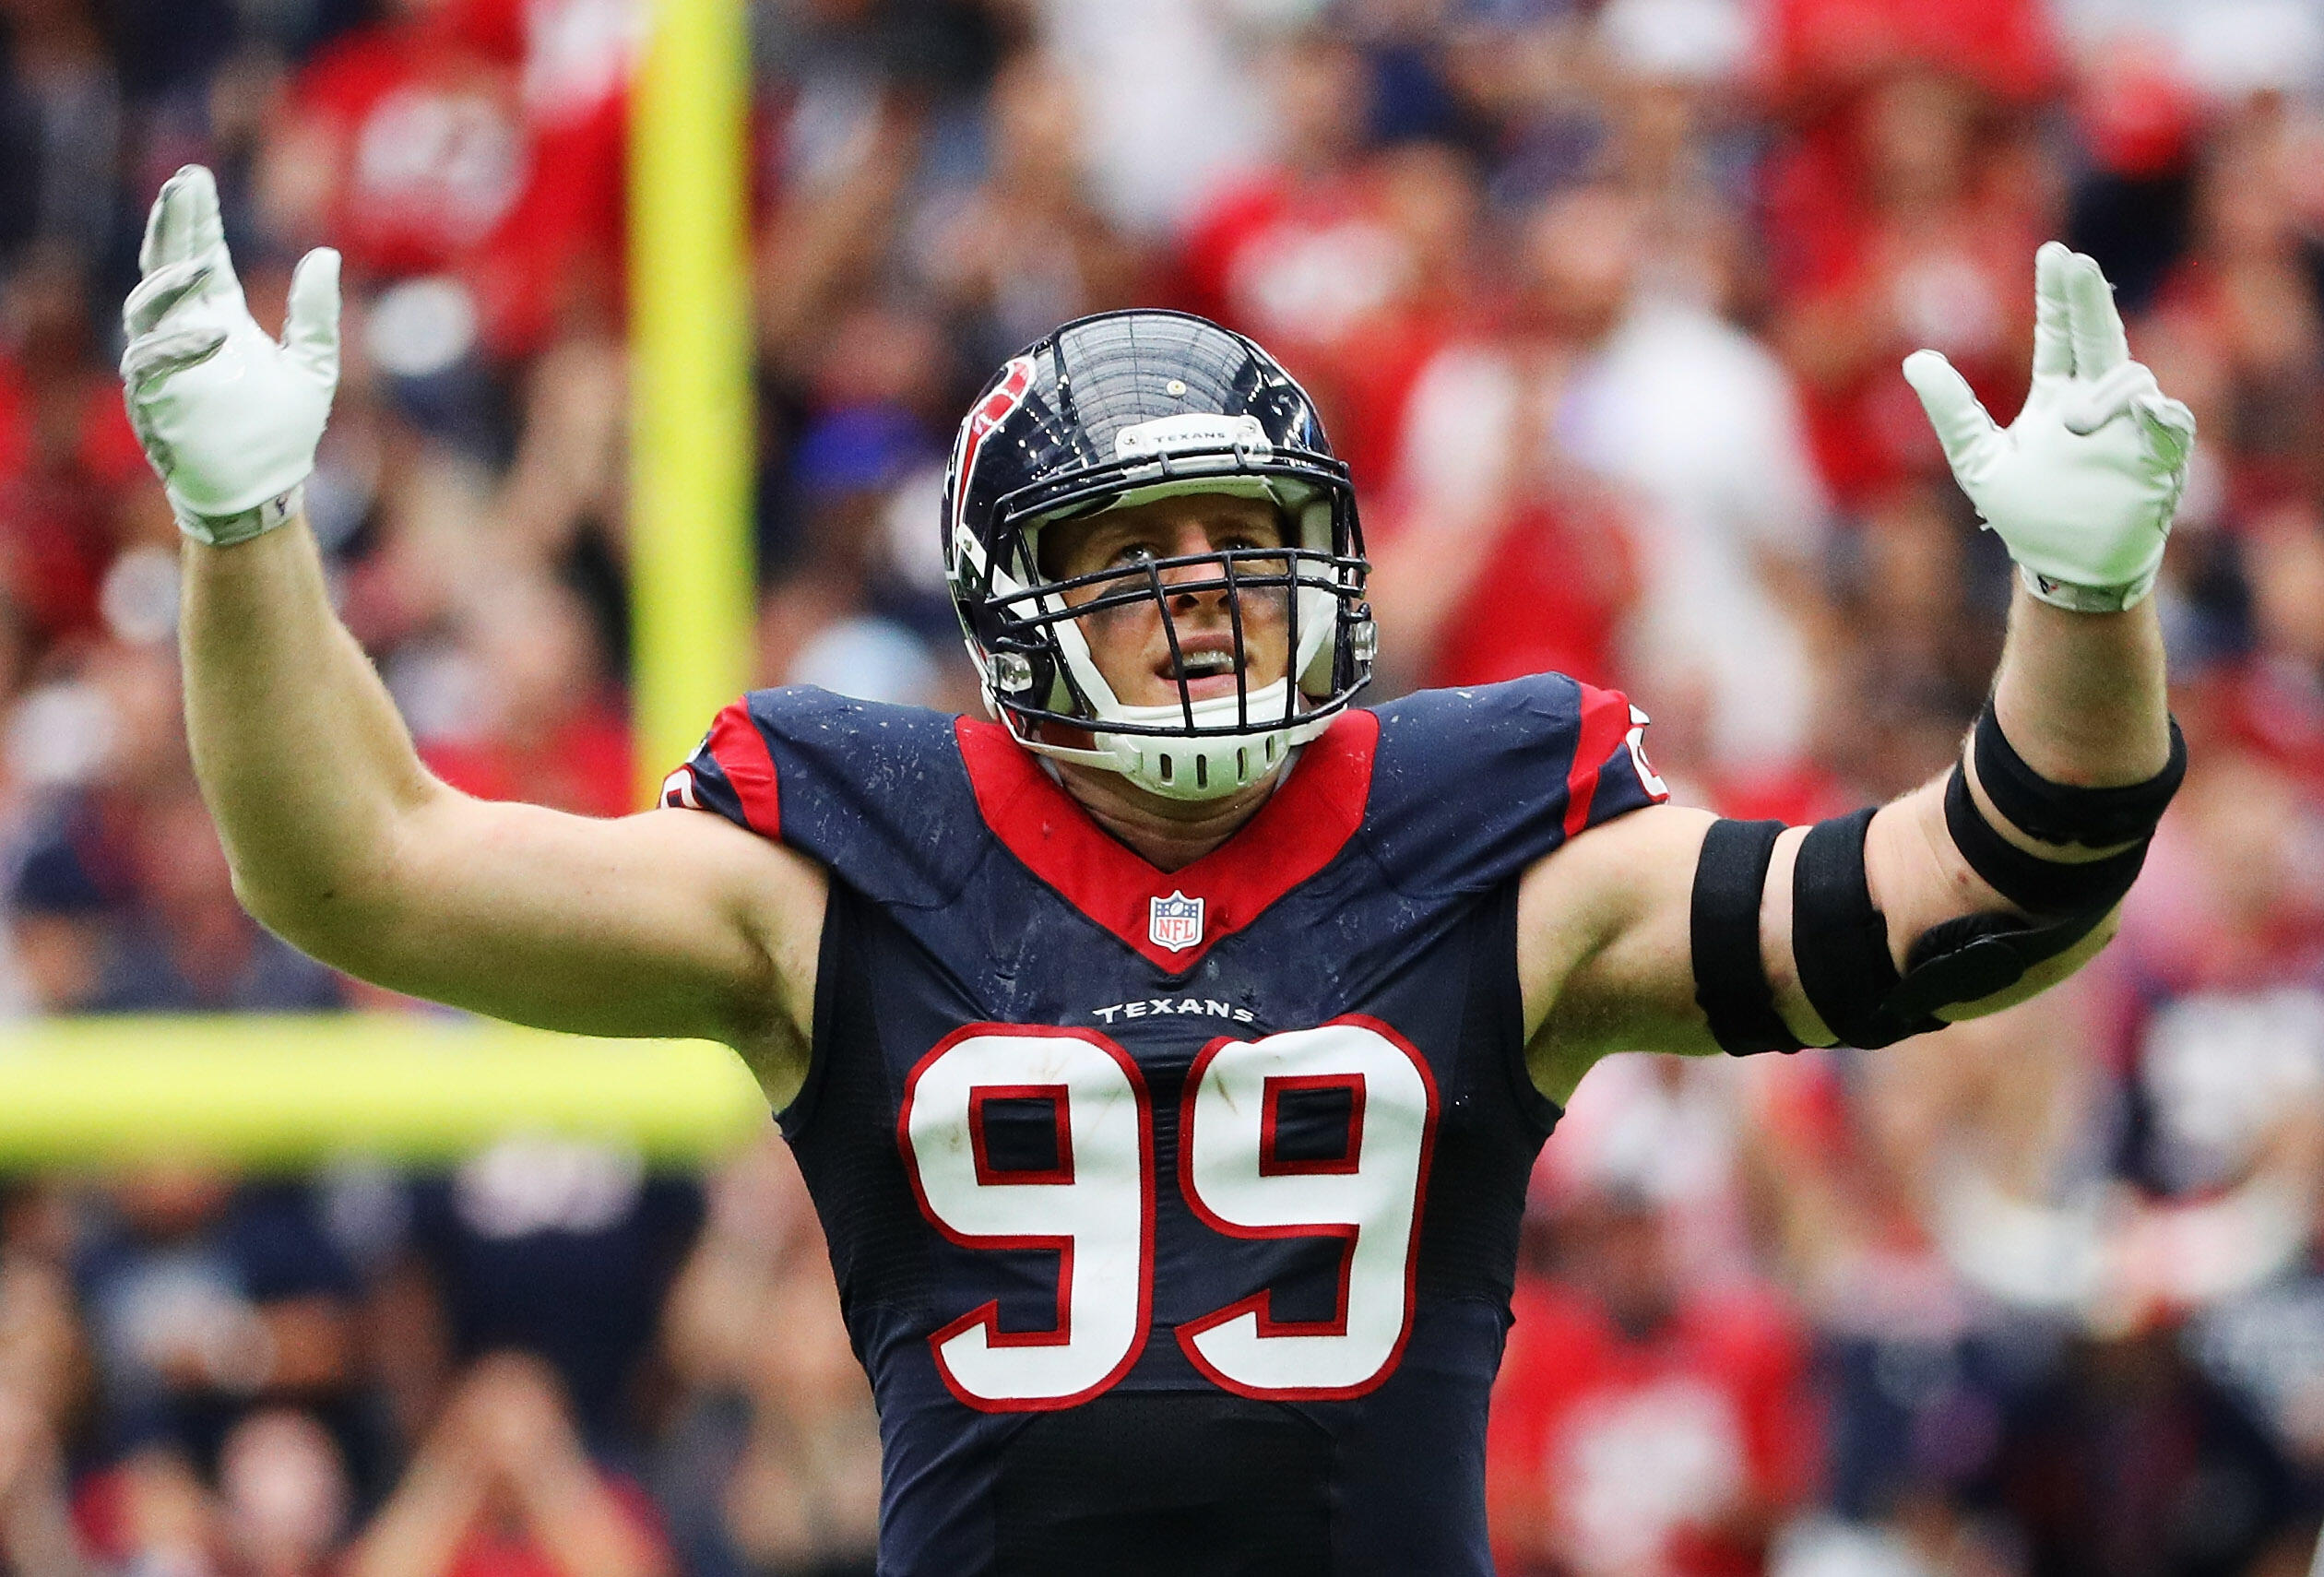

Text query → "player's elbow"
[220,791,443,970]
[227,858,393,974]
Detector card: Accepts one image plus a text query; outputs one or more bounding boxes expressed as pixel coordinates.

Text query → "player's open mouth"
[1159,644,1245,699]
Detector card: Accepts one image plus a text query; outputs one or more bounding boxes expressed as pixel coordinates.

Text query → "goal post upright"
[629,0,756,805]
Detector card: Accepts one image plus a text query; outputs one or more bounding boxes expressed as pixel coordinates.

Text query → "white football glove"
[1903,242,2195,612]
[120,165,341,546]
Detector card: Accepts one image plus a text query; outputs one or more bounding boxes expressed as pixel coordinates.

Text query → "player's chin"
[1177,673,1249,704]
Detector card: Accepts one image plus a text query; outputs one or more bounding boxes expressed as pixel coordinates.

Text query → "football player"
[125,163,2191,1576]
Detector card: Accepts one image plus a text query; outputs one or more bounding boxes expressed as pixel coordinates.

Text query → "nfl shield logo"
[1149,891,1204,953]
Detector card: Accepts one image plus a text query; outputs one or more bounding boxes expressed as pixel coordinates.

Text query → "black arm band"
[1942,768,2150,916]
[1690,741,2176,1058]
[1886,907,2108,1022]
[1971,704,2186,848]
[1690,819,1804,1057]
[1792,809,1942,1049]
[1893,717,2182,1021]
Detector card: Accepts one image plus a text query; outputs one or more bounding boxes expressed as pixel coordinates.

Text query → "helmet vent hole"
[1159,755,1173,784]
[1194,756,1209,789]
[1237,748,1249,780]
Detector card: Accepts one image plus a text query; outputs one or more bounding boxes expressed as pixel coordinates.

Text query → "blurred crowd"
[6,0,2324,1571]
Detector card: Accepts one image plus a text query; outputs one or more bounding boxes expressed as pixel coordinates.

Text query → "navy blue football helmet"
[942,310,1374,800]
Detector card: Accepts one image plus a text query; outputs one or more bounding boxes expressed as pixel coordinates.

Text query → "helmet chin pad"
[1095,682,1330,799]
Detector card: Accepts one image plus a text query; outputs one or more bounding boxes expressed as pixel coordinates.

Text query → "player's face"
[1038,493,1293,708]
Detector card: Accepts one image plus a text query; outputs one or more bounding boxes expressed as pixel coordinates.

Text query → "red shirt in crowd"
[1762,0,2058,105]
[1755,0,2058,509]
[0,352,151,642]
[278,0,629,357]
[421,701,635,821]
[1180,165,1454,489]
[1409,495,1637,694]
[444,1476,670,1577]
[1488,1276,1817,1577]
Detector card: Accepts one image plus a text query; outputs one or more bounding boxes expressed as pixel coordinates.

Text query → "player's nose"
[1156,523,1227,599]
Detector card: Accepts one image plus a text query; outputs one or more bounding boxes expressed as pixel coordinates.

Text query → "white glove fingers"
[123,261,215,339]
[119,167,331,537]
[2033,241,2076,379]
[139,165,225,274]
[281,248,343,383]
[121,327,229,392]
[2135,394,2197,469]
[1956,242,2195,601]
[2064,252,2129,378]
[2061,361,2159,436]
[137,169,192,273]
[1902,349,1998,471]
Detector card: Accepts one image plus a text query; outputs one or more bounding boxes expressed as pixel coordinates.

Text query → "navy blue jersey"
[666,675,1666,1576]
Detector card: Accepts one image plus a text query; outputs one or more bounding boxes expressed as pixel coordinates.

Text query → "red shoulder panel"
[1560,683,1637,838]
[706,701,782,838]
[953,711,1380,972]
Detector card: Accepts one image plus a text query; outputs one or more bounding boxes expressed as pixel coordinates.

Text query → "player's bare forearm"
[1991,583,2169,783]
[1851,586,2167,968]
[180,517,433,929]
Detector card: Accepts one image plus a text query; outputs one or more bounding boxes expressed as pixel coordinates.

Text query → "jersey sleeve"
[660,687,981,909]
[1361,673,1668,896]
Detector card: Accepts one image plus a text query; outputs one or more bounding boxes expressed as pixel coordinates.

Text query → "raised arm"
[126,166,820,1099]
[1521,243,2191,1101]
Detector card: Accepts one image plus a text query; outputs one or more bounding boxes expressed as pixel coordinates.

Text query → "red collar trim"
[954,711,1381,972]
